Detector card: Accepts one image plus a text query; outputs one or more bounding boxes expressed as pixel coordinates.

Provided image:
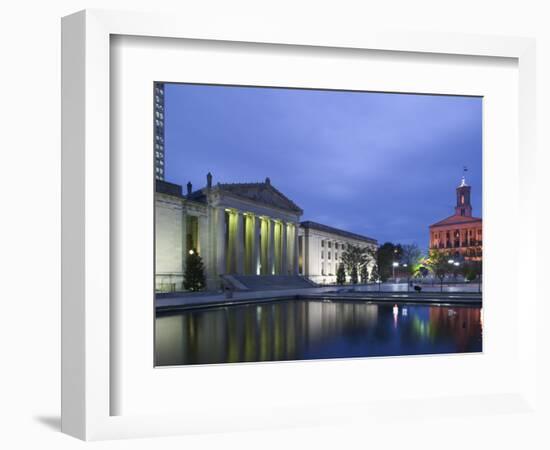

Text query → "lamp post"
[392,261,399,284]
[403,263,408,291]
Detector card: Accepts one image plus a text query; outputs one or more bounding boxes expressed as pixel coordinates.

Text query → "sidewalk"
[156,285,482,311]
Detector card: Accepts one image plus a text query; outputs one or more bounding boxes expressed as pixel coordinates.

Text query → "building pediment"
[215,180,303,215]
[430,214,482,228]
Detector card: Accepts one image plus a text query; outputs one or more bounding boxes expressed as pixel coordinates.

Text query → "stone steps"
[224,275,317,291]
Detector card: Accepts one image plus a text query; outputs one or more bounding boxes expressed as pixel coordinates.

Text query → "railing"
[155,273,184,293]
[432,241,483,250]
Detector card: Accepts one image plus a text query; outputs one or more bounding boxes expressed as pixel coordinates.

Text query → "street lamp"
[392,261,399,282]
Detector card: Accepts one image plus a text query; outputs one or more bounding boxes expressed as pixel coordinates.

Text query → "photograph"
[153,82,483,366]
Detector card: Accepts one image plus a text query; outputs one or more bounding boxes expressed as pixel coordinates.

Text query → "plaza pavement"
[156,282,482,311]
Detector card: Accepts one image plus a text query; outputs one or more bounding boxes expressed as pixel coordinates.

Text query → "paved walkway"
[156,285,482,311]
[356,282,482,293]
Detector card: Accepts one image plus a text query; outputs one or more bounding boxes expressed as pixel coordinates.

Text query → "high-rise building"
[154,82,165,180]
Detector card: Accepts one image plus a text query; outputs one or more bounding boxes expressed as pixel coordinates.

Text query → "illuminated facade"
[429,176,482,261]
[155,174,303,292]
[298,221,377,284]
[156,174,379,291]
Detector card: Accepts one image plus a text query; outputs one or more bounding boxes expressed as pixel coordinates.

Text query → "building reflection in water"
[155,300,482,366]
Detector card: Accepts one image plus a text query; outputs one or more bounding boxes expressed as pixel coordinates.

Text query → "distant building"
[298,221,377,285]
[429,176,482,261]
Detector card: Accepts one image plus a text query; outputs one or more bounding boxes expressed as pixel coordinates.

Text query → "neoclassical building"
[429,176,482,261]
[156,174,379,291]
[155,174,302,292]
[298,221,378,284]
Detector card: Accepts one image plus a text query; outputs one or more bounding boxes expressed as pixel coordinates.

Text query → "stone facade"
[298,221,378,285]
[429,176,482,261]
[155,175,303,292]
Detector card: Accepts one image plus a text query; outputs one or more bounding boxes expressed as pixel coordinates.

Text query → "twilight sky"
[163,83,482,251]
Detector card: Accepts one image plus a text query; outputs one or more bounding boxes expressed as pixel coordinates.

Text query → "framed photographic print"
[62,9,539,441]
[153,83,483,367]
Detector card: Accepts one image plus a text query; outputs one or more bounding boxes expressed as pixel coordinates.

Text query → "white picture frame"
[61,9,539,441]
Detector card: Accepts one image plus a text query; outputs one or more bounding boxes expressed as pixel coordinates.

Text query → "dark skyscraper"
[154,82,165,180]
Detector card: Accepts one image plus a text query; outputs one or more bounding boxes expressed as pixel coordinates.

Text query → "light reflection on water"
[155,300,482,366]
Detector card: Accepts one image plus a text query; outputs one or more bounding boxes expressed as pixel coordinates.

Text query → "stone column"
[235,212,244,274]
[281,222,288,275]
[226,212,236,273]
[260,217,268,275]
[181,210,188,275]
[268,219,275,275]
[253,216,261,275]
[215,208,226,276]
[293,223,299,275]
[303,228,308,276]
[198,215,208,265]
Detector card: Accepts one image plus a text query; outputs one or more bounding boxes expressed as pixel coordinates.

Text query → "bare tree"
[342,245,374,285]
[400,243,423,291]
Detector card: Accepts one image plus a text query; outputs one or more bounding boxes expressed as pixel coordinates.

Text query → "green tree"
[336,263,346,285]
[425,249,449,292]
[360,263,368,284]
[461,260,482,282]
[350,265,359,284]
[376,242,403,282]
[183,250,206,292]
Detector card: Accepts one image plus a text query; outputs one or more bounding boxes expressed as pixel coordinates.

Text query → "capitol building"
[429,175,482,261]
[155,173,378,292]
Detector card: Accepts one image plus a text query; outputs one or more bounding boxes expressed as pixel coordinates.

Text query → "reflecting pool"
[155,300,482,366]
